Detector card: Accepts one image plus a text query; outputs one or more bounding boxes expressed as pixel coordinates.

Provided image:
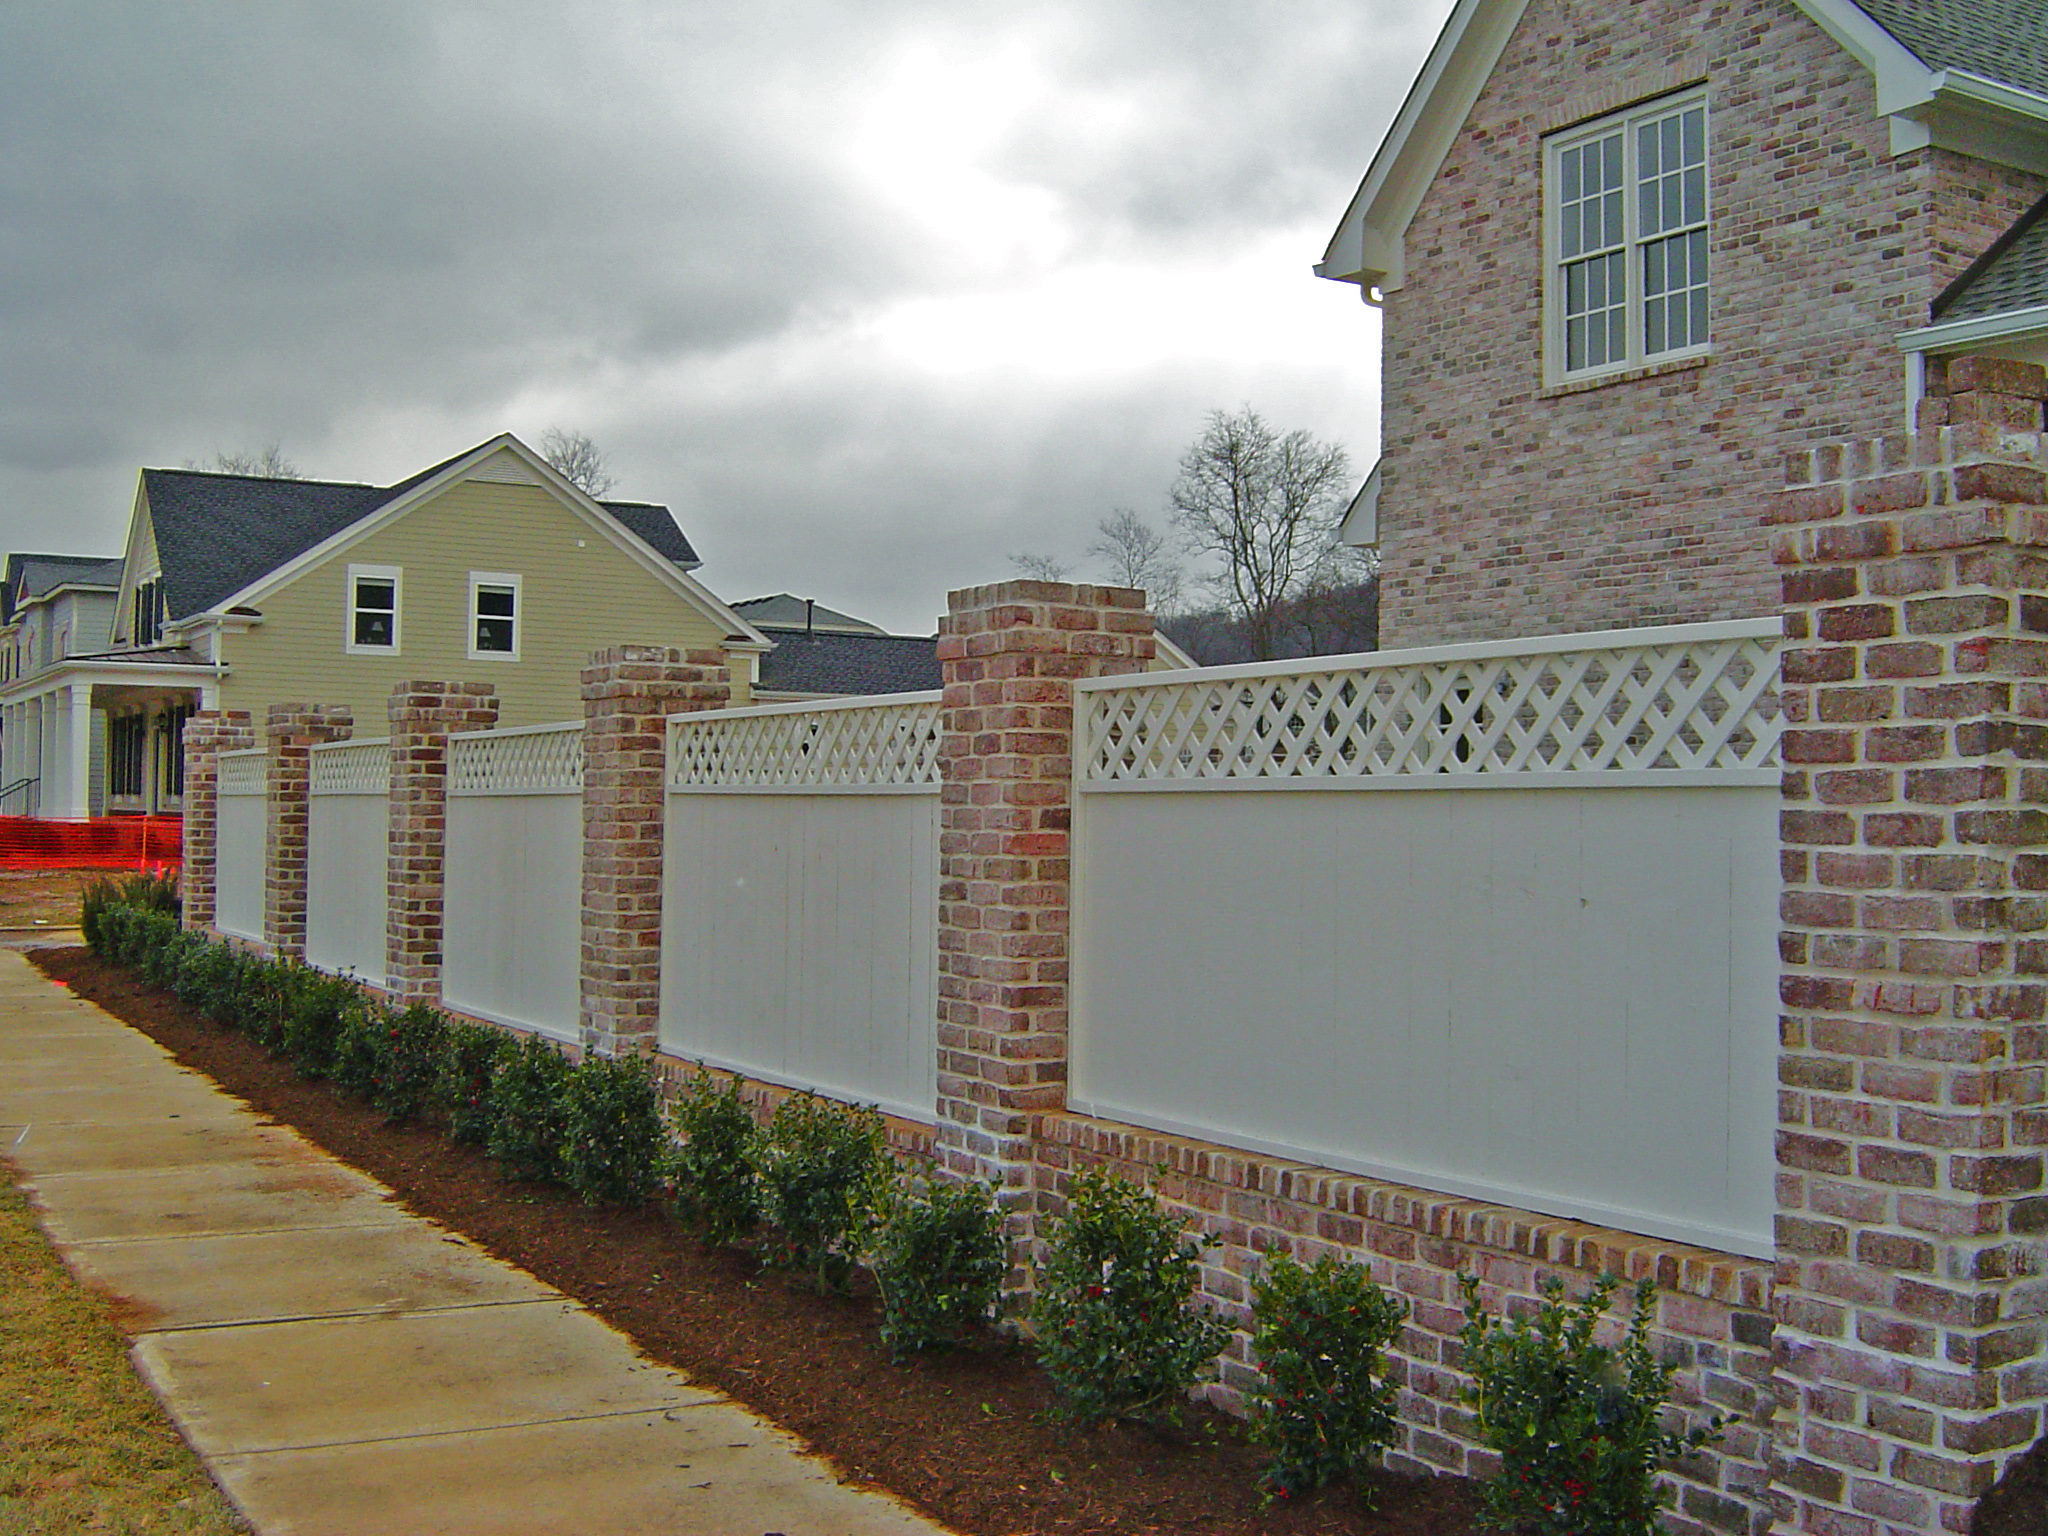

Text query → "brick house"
[1317,0,2048,649]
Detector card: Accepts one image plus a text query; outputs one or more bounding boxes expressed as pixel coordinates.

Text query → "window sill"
[1543,351,1709,399]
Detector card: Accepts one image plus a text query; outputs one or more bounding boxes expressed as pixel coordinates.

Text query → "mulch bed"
[35,946,1483,1536]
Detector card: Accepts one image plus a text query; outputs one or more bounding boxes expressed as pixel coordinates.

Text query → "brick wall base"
[1041,1113,1775,1536]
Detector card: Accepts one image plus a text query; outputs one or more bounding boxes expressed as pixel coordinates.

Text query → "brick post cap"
[266,702,353,738]
[946,580,1147,614]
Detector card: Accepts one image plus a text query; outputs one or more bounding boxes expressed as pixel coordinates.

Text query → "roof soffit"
[1320,0,2048,298]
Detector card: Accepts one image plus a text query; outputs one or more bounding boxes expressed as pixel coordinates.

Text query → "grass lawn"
[0,1171,245,1535]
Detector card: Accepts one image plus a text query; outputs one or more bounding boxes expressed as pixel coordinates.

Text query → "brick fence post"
[1772,355,2048,1535]
[179,710,255,932]
[580,645,729,1059]
[934,580,1155,1279]
[386,682,499,1006]
[263,704,352,960]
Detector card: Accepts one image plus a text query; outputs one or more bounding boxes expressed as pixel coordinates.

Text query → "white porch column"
[45,685,92,819]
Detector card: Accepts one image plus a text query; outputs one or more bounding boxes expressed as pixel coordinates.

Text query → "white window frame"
[1544,90,1711,387]
[466,571,522,661]
[346,563,403,656]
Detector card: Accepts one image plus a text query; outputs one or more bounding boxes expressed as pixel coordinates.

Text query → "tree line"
[1013,406,1376,664]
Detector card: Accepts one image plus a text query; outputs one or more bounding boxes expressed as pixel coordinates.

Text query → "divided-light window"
[468,572,521,660]
[347,564,402,654]
[1548,94,1709,382]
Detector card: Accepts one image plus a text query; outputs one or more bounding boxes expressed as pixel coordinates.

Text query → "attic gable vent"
[468,451,544,487]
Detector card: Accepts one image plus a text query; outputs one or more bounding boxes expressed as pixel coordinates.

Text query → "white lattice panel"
[449,723,583,796]
[1080,621,1780,785]
[310,739,391,796]
[217,749,267,797]
[670,693,942,791]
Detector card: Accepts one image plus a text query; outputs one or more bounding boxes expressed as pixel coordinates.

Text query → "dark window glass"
[353,577,396,648]
[474,584,516,653]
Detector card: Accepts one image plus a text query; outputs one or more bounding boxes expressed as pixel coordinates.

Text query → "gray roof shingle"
[1851,0,2048,97]
[3,553,126,621]
[755,627,942,696]
[141,445,699,622]
[1934,191,2048,321]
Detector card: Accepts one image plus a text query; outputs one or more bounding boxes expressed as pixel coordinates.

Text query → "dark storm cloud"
[0,1,1446,622]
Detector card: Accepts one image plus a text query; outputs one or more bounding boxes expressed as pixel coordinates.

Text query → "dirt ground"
[0,870,97,929]
[38,946,1487,1536]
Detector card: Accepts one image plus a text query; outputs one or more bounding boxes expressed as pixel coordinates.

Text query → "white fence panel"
[214,749,267,942]
[1070,620,1782,1258]
[306,739,389,985]
[662,694,940,1121]
[443,723,582,1041]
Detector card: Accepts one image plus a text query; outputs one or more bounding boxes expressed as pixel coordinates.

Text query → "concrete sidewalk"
[0,950,952,1536]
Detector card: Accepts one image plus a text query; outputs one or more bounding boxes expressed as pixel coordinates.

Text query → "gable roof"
[755,627,943,696]
[1319,0,2048,298]
[1853,0,2048,97]
[3,553,125,621]
[1933,188,2048,321]
[733,595,888,635]
[139,444,701,623]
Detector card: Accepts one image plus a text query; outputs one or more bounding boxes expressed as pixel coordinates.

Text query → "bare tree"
[1087,507,1183,612]
[1169,407,1351,661]
[190,443,302,479]
[1008,551,1073,581]
[540,427,616,498]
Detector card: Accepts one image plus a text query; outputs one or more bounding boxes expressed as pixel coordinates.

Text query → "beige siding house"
[5,434,769,816]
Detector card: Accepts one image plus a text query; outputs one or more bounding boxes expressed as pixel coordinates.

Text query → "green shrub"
[442,1022,514,1145]
[280,971,360,1079]
[562,1052,665,1206]
[82,872,179,955]
[866,1170,1007,1358]
[1030,1167,1230,1427]
[755,1092,888,1293]
[374,1004,449,1124]
[329,998,387,1100]
[1459,1273,1721,1536]
[172,937,241,1020]
[142,921,199,991]
[666,1070,762,1245]
[487,1033,574,1183]
[1248,1253,1407,1500]
[237,959,306,1048]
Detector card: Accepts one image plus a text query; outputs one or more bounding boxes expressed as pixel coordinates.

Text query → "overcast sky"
[0,1,1448,634]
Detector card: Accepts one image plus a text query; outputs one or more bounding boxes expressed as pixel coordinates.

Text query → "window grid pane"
[1557,100,1707,373]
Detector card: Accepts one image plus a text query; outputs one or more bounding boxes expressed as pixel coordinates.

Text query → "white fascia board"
[110,478,154,645]
[1790,0,1938,115]
[215,434,773,650]
[0,659,221,705]
[1152,632,1199,671]
[1792,5,2048,168]
[1316,0,1530,298]
[1338,460,1383,547]
[1898,303,2048,353]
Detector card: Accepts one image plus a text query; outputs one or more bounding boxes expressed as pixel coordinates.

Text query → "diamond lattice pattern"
[448,726,582,795]
[1082,633,1780,783]
[217,749,268,796]
[671,696,942,789]
[310,740,391,796]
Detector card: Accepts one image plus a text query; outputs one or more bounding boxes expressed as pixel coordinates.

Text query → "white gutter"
[1897,303,2048,354]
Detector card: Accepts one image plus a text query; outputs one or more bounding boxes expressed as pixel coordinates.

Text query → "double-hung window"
[1548,93,1709,383]
[468,572,521,660]
[347,564,402,654]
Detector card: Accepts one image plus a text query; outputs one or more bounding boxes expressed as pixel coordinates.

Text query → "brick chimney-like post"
[934,580,1155,1279]
[1772,357,2048,1535]
[263,704,352,960]
[387,682,498,1005]
[579,645,729,1059]
[179,709,255,932]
